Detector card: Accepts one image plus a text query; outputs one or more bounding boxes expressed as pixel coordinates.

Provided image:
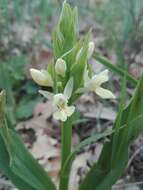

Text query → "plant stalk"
[59,118,72,190]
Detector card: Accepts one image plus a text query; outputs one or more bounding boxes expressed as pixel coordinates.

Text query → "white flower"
[53,93,75,122]
[77,68,115,99]
[87,41,95,59]
[39,77,75,122]
[30,68,53,87]
[55,58,67,77]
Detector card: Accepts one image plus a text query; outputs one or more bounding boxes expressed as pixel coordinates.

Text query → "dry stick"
[127,145,143,169]
[113,181,143,189]
[113,146,143,189]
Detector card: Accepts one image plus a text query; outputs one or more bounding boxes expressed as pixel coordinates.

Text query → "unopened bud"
[30,69,53,87]
[55,58,67,77]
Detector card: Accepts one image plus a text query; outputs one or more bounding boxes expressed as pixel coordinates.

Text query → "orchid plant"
[0,1,143,190]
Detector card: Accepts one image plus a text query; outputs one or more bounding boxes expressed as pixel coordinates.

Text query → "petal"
[30,69,43,85]
[64,77,74,99]
[39,90,53,100]
[53,111,61,120]
[53,111,67,122]
[41,70,54,86]
[65,106,75,116]
[92,70,109,86]
[95,87,115,99]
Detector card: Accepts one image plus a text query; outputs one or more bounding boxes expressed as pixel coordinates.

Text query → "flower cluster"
[29,0,115,122]
[30,41,115,122]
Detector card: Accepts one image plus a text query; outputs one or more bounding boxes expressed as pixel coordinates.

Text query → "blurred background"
[0,0,143,189]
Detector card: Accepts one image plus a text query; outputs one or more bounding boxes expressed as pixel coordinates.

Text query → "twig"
[113,181,143,189]
[127,145,143,169]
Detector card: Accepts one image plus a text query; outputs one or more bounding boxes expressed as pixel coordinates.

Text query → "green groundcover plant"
[0,1,143,190]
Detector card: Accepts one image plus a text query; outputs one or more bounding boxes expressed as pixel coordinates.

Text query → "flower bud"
[55,58,67,77]
[30,68,53,87]
[87,41,95,59]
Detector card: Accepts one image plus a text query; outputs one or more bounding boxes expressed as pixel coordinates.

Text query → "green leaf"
[79,116,143,190]
[0,135,36,190]
[0,123,56,190]
[121,74,143,124]
[0,91,36,190]
[111,71,127,167]
[0,91,56,190]
[79,74,143,190]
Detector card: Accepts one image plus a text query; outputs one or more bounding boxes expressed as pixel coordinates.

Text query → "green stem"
[59,118,72,190]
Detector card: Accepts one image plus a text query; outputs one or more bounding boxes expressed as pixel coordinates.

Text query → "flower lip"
[53,93,68,110]
[91,70,109,86]
[53,93,75,121]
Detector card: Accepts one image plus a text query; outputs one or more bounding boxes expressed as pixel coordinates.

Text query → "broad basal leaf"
[0,123,56,190]
[0,90,56,190]
[0,134,36,190]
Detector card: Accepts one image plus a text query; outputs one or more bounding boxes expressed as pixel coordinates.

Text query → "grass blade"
[79,74,143,190]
